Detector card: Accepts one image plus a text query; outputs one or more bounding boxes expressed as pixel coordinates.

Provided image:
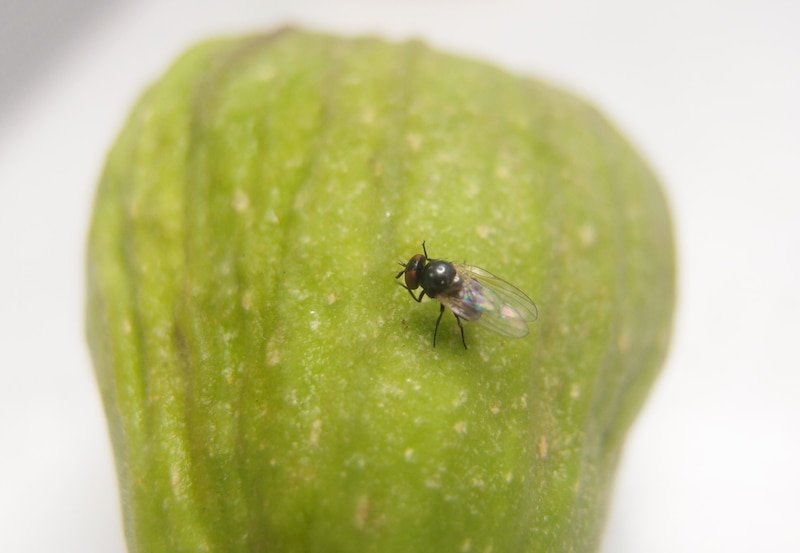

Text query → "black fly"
[396,242,538,349]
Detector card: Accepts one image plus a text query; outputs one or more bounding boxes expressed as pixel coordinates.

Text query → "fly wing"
[444,264,538,338]
[459,265,539,321]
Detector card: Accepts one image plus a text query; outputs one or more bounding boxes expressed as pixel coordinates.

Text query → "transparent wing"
[441,264,538,338]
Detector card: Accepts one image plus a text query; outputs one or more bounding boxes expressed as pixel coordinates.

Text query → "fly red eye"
[404,254,426,289]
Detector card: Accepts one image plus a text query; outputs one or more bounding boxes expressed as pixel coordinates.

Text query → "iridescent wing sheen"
[439,264,538,338]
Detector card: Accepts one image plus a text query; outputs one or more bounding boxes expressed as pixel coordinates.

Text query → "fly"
[396,242,538,349]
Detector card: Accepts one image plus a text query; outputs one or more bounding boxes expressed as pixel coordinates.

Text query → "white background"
[1,1,798,551]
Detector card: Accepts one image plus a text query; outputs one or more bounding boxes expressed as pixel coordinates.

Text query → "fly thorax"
[421,261,457,296]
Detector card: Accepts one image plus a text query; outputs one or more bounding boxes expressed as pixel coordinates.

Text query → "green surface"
[87,29,675,552]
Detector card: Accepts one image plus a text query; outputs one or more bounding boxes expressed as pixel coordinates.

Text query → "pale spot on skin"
[354,494,369,530]
[425,477,442,489]
[258,65,276,82]
[460,537,472,552]
[326,293,337,305]
[241,290,253,311]
[570,383,581,399]
[310,419,322,446]
[264,209,279,223]
[475,224,492,239]
[380,382,406,398]
[406,133,422,151]
[454,421,467,434]
[266,344,280,366]
[578,223,596,247]
[170,467,182,497]
[351,180,367,196]
[617,326,631,352]
[404,448,415,462]
[362,108,375,124]
[452,390,468,408]
[232,189,250,212]
[538,435,549,459]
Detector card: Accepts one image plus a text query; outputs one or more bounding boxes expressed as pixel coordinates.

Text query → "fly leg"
[432,306,468,349]
[433,303,445,347]
[454,314,468,349]
[402,286,425,302]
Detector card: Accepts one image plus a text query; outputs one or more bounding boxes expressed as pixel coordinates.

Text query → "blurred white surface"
[1,1,798,551]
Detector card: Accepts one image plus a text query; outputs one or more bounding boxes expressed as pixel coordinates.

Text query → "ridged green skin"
[87,29,674,553]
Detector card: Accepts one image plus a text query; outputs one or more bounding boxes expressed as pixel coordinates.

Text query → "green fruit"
[87,29,674,553]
